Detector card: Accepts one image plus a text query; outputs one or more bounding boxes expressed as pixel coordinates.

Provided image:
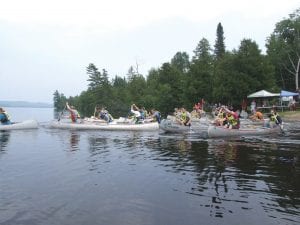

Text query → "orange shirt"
[255,111,263,120]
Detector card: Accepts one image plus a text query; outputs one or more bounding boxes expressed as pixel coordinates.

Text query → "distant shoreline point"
[0,101,53,108]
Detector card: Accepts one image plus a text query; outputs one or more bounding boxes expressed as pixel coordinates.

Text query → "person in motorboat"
[223,107,240,129]
[0,107,11,125]
[66,102,80,123]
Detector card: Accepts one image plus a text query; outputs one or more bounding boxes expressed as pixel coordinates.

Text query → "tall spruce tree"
[214,22,226,59]
[188,38,214,105]
[86,63,108,89]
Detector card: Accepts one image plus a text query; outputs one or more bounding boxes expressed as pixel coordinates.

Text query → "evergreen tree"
[214,22,226,59]
[53,90,66,111]
[188,38,214,106]
[170,52,190,73]
[193,38,212,62]
[86,63,108,89]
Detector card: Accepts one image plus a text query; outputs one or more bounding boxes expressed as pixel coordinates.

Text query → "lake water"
[0,107,299,225]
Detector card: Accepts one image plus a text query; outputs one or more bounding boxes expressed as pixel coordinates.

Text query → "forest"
[53,8,300,118]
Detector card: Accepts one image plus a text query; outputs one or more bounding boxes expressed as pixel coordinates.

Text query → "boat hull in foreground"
[49,120,159,131]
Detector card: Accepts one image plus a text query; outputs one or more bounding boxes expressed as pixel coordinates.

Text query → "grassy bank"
[278,110,300,121]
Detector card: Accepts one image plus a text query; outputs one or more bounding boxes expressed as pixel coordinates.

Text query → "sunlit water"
[0,108,299,225]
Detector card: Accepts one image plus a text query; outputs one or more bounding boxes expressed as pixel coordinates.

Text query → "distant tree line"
[53,9,300,118]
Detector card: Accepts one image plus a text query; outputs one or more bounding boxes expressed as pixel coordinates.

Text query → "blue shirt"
[153,111,161,123]
[0,113,11,125]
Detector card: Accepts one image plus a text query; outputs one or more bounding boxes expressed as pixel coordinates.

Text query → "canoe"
[0,120,38,130]
[240,118,268,126]
[207,125,282,138]
[49,120,159,131]
[159,118,209,137]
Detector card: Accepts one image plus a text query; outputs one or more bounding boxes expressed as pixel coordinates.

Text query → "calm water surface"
[0,108,299,225]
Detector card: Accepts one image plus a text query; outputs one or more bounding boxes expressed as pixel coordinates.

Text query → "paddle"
[275,117,285,133]
[58,105,66,121]
[93,107,96,117]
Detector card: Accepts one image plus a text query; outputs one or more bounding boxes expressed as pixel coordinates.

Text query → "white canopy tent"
[247,90,281,112]
[247,90,280,98]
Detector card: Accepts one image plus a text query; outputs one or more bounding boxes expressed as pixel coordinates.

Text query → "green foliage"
[266,8,300,91]
[53,90,67,111]
[213,40,276,108]
[171,52,190,73]
[87,63,109,89]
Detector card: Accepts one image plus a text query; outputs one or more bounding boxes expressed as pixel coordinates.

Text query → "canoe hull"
[208,125,281,138]
[49,121,159,131]
[0,120,38,130]
[159,119,191,133]
[159,119,209,138]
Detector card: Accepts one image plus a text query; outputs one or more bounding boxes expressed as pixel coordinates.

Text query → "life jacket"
[70,110,80,122]
[270,113,282,124]
[70,113,77,122]
[0,112,10,123]
[270,113,277,122]
[218,111,224,119]
[181,112,187,121]
[227,114,238,126]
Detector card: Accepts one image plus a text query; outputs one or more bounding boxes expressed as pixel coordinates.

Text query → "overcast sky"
[0,0,299,103]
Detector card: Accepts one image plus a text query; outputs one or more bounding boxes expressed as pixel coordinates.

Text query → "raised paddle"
[58,105,67,121]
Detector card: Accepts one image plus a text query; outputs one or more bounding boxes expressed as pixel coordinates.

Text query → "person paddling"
[268,109,282,128]
[0,108,11,125]
[66,102,80,123]
[222,107,240,129]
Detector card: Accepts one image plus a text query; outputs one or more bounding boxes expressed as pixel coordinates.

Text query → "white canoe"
[207,125,282,138]
[49,120,159,131]
[0,120,38,130]
[240,118,268,126]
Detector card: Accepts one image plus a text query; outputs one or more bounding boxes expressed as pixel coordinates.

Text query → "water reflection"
[205,139,300,222]
[0,131,10,152]
[148,135,300,221]
[44,128,300,224]
[70,132,80,151]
